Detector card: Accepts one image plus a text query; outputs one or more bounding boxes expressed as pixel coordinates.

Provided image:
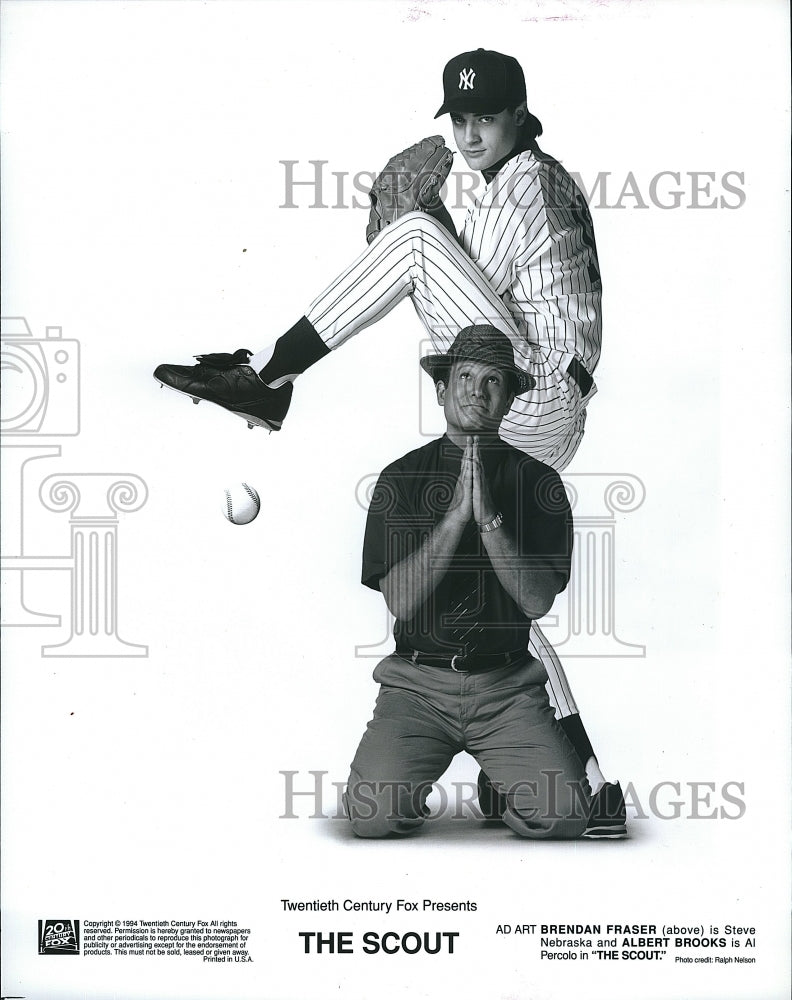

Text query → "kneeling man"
[345,325,590,838]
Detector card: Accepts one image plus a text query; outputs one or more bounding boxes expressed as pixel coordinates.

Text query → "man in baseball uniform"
[345,325,589,838]
[154,48,625,836]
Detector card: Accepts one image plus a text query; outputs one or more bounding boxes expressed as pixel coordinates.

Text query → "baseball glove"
[365,135,454,245]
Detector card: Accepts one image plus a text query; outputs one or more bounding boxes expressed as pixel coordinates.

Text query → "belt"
[398,647,530,674]
[566,357,594,398]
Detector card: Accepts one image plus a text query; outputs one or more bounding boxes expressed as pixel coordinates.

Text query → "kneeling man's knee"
[503,770,590,840]
[343,779,428,839]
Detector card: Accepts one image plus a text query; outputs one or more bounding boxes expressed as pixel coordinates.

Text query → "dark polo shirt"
[362,435,572,656]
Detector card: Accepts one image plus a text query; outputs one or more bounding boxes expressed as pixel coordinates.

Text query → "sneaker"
[583,781,627,839]
[153,350,292,430]
[477,770,506,820]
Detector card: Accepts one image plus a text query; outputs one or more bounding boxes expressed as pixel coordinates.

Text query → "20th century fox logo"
[38,919,80,956]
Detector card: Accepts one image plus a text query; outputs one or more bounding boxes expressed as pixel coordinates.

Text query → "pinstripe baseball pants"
[306,211,590,473]
[305,211,589,721]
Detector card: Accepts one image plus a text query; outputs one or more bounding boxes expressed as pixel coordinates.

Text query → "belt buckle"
[450,653,463,672]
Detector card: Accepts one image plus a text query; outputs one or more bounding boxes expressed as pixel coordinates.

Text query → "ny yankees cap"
[434,48,527,118]
[420,325,535,393]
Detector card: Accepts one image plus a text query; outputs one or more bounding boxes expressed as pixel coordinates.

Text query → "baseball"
[223,483,260,525]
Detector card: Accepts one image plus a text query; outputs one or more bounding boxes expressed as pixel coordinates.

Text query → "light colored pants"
[344,654,591,839]
[306,211,591,472]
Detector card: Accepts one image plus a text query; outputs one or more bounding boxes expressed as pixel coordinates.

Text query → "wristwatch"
[478,511,504,533]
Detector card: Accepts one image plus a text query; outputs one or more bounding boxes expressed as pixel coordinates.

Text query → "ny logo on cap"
[458,68,476,90]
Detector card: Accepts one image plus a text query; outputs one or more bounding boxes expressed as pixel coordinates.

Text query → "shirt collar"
[439,433,508,456]
[481,139,533,183]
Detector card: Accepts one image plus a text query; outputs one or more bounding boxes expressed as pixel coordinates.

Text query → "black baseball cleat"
[153,349,292,431]
[583,781,627,839]
[479,771,628,838]
[477,770,507,820]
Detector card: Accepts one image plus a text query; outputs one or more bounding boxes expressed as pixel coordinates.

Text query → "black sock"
[558,713,595,766]
[255,316,330,386]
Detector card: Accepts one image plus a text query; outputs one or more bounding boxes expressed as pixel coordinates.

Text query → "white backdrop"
[1,2,789,999]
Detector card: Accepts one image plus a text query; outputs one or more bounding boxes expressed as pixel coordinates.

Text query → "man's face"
[437,359,515,436]
[450,108,523,171]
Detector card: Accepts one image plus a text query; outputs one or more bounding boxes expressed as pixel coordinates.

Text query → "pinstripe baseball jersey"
[304,146,601,471]
[460,149,602,377]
